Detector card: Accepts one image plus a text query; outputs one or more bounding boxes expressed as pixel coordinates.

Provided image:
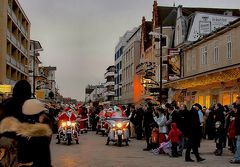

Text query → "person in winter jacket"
[213,103,225,156]
[168,123,182,157]
[153,107,167,144]
[0,99,52,167]
[228,104,237,153]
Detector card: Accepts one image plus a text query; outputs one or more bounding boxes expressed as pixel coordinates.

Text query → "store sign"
[188,12,238,41]
[0,85,13,93]
[168,49,181,81]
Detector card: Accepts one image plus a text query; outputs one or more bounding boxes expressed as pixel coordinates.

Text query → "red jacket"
[228,117,236,140]
[168,123,182,143]
[58,112,77,122]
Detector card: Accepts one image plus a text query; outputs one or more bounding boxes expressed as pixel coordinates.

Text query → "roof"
[183,17,240,50]
[182,6,240,17]
[162,8,177,27]
[106,65,115,71]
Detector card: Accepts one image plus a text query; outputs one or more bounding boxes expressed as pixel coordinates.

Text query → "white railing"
[105,81,115,87]
[104,71,114,78]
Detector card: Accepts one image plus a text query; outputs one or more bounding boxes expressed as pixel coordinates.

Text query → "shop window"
[232,93,239,103]
[198,96,204,107]
[222,93,231,106]
[205,96,210,108]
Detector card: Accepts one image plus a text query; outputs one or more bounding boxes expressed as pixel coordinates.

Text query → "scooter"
[57,120,79,145]
[105,118,129,147]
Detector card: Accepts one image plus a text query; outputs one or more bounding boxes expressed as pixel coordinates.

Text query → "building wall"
[0,0,30,86]
[184,26,240,77]
[122,27,141,104]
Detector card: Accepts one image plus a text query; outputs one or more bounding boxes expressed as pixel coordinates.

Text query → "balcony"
[105,91,115,97]
[105,81,114,87]
[6,54,28,75]
[104,71,114,79]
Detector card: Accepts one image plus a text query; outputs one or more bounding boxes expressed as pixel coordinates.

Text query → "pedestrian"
[143,103,154,151]
[185,106,205,162]
[230,97,240,164]
[193,103,204,141]
[228,104,237,153]
[168,123,182,157]
[135,106,143,140]
[213,103,225,156]
[177,104,190,155]
[153,107,167,145]
[206,105,215,140]
[166,105,178,130]
[129,105,137,138]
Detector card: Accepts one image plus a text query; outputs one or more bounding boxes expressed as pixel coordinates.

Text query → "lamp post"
[149,24,163,103]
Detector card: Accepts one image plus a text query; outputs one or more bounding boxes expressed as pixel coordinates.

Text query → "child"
[168,123,182,157]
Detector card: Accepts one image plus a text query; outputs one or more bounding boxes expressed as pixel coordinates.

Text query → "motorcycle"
[79,116,89,134]
[105,118,130,147]
[57,120,79,145]
[96,116,108,136]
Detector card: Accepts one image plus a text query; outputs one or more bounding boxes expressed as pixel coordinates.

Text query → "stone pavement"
[51,132,236,167]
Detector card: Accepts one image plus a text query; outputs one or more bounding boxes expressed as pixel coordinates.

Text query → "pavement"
[51,132,236,167]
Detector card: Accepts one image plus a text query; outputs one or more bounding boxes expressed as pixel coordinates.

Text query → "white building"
[121,26,141,104]
[114,29,136,103]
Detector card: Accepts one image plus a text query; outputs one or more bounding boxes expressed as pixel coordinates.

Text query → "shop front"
[164,68,240,109]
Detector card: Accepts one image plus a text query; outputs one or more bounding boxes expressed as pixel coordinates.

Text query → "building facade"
[0,0,30,86]
[165,18,240,108]
[121,26,141,104]
[114,30,136,103]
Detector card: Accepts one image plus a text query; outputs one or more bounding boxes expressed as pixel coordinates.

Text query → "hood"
[171,123,177,129]
[12,80,31,99]
[0,117,52,138]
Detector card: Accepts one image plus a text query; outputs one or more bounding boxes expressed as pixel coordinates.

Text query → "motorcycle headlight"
[62,122,67,127]
[67,121,72,126]
[112,124,116,127]
[71,122,76,126]
[117,123,122,128]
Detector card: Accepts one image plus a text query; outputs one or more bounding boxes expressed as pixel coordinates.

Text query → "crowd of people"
[126,100,240,163]
[0,79,240,165]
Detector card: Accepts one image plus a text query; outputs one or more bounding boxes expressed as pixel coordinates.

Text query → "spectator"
[213,103,225,156]
[185,106,205,162]
[228,104,237,153]
[206,105,215,140]
[166,105,178,130]
[129,105,137,138]
[230,97,240,164]
[143,104,154,151]
[168,123,182,157]
[153,107,167,144]
[135,106,143,140]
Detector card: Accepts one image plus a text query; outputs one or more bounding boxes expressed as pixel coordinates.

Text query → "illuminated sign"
[0,85,13,93]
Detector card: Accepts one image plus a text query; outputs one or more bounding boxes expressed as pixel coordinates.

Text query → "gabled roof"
[162,8,177,27]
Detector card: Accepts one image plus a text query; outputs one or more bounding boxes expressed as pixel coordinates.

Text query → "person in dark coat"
[206,106,215,140]
[166,106,179,130]
[1,80,32,121]
[185,106,205,162]
[135,107,143,140]
[213,103,225,156]
[143,103,154,151]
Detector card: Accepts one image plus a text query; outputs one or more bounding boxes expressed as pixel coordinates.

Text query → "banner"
[168,49,181,81]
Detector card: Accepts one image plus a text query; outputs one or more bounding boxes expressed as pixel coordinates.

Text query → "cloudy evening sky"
[19,0,240,100]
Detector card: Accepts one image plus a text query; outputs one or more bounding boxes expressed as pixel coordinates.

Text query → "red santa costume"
[58,107,77,122]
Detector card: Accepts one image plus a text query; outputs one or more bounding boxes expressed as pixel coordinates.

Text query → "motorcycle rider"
[56,107,79,144]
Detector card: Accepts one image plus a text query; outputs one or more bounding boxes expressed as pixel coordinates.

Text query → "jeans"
[178,136,185,154]
[234,135,240,161]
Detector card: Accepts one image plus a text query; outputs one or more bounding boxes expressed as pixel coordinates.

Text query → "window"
[191,50,196,70]
[227,35,232,59]
[213,42,219,64]
[201,46,207,65]
[222,93,231,106]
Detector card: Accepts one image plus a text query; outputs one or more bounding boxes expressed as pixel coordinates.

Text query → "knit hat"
[22,99,46,115]
[13,80,32,99]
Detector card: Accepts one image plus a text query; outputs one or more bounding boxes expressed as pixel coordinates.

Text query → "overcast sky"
[18,0,240,100]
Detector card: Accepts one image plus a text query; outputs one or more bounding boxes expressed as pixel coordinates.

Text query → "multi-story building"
[104,65,115,103]
[114,30,135,103]
[165,18,240,108]
[0,0,30,87]
[136,0,240,104]
[121,26,141,104]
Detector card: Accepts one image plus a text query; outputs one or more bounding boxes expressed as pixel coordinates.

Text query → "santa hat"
[22,99,47,115]
[64,107,72,112]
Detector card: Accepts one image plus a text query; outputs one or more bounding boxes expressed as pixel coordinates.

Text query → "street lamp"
[30,40,43,98]
[149,24,163,103]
